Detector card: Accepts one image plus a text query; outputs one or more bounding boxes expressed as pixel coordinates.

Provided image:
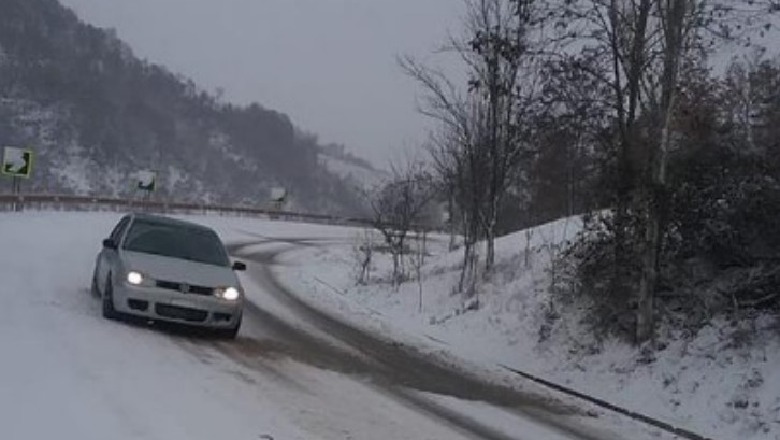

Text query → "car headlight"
[127,271,144,285]
[215,286,240,301]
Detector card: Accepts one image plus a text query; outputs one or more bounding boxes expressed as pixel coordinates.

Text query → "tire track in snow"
[221,239,619,440]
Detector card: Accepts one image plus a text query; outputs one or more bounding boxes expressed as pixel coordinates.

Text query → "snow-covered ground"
[0,213,310,440]
[0,213,504,439]
[271,216,780,440]
[1,211,675,440]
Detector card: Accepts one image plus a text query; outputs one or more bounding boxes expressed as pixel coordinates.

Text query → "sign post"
[137,170,157,192]
[270,187,288,214]
[2,146,34,211]
[135,170,157,211]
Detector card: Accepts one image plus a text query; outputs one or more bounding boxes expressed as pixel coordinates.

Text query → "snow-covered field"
[1,211,677,440]
[271,216,780,440]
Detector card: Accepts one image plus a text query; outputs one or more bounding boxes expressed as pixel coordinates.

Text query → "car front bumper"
[113,282,243,328]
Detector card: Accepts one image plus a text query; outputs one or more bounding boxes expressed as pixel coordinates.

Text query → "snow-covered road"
[0,212,669,440]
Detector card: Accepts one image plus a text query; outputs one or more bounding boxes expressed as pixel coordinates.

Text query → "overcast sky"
[57,0,465,167]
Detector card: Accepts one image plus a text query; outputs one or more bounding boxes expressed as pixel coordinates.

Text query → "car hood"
[120,251,239,288]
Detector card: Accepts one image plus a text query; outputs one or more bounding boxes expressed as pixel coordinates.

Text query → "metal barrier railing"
[0,194,374,228]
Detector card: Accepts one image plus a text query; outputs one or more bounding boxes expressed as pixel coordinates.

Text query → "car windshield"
[122,219,230,267]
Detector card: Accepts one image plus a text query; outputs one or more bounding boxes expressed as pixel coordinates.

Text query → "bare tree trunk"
[448,191,457,251]
[465,243,479,298]
[417,230,427,313]
[392,244,402,288]
[604,0,652,343]
[460,241,476,294]
[459,210,480,297]
[636,0,687,344]
[459,243,470,292]
[608,0,645,311]
[524,228,533,268]
[636,187,656,343]
[485,209,496,272]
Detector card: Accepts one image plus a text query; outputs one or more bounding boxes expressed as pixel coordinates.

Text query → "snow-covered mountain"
[318,153,389,191]
[0,0,367,215]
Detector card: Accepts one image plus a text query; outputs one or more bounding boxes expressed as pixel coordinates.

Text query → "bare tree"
[410,228,428,312]
[427,110,490,295]
[400,0,543,300]
[402,61,489,295]
[460,0,540,271]
[370,159,434,287]
[352,229,376,285]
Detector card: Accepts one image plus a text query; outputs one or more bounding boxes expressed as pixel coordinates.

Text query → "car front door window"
[110,217,131,247]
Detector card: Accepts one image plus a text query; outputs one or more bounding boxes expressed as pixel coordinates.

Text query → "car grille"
[155,304,208,322]
[155,280,214,296]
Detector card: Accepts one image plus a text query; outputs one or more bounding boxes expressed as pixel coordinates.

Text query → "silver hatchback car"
[91,213,246,338]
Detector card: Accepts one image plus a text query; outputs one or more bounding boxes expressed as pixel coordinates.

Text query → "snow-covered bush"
[665,148,780,318]
[557,211,644,341]
[559,145,780,343]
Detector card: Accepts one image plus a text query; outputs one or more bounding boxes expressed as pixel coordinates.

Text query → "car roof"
[128,213,215,233]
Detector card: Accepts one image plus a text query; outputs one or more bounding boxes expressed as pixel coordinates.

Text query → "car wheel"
[101,277,120,320]
[216,318,241,340]
[90,269,100,297]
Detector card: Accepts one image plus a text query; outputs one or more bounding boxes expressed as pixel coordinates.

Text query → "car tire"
[216,318,241,340]
[101,277,120,320]
[90,269,100,297]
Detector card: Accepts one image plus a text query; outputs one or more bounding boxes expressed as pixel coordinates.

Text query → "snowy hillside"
[272,216,780,440]
[0,97,212,200]
[318,153,388,190]
[0,0,366,214]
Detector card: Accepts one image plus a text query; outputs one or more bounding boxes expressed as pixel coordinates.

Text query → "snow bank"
[272,215,780,440]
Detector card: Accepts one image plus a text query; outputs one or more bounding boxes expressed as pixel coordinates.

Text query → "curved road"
[213,238,635,440]
[0,214,666,440]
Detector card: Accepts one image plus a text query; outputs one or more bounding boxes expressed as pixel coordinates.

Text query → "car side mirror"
[102,238,117,250]
[232,261,247,271]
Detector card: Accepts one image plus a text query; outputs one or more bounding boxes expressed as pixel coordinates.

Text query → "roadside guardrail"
[0,193,375,228]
